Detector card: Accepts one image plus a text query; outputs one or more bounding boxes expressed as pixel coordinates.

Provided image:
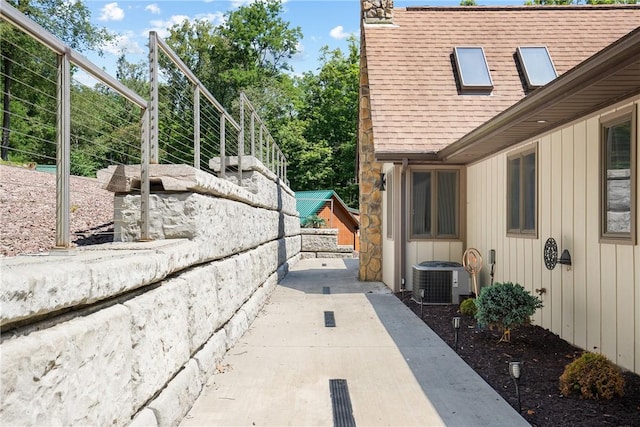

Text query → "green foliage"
[296,38,359,207]
[460,0,478,4]
[460,298,477,317]
[2,0,111,161]
[524,0,638,4]
[302,214,326,228]
[475,282,543,333]
[559,352,625,400]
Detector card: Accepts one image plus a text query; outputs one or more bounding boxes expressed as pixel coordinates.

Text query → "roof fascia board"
[375,152,439,162]
[438,28,640,162]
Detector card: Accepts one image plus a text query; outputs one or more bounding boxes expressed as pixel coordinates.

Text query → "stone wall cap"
[299,228,339,235]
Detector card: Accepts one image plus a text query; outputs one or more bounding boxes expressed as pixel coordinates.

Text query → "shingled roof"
[362,5,640,160]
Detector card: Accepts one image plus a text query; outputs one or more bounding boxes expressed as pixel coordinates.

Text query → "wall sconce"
[543,238,572,271]
[379,172,386,191]
[508,361,522,413]
[452,317,461,351]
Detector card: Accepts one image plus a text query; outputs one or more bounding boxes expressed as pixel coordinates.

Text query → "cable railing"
[0,0,149,250]
[0,1,288,256]
[239,93,288,183]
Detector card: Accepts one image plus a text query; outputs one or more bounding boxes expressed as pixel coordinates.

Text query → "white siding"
[382,163,396,289]
[466,98,640,374]
[405,240,464,290]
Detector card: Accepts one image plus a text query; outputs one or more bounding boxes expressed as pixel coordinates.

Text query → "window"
[507,146,537,236]
[453,47,493,92]
[516,46,557,89]
[411,170,459,239]
[601,107,637,243]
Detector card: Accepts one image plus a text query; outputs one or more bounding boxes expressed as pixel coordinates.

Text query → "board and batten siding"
[466,98,640,374]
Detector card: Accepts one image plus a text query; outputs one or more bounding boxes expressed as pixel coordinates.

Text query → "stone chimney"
[362,0,393,24]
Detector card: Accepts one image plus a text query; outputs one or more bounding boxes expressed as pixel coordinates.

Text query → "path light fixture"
[508,361,522,413]
[453,316,461,351]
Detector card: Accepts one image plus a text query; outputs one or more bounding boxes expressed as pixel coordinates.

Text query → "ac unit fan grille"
[413,270,452,304]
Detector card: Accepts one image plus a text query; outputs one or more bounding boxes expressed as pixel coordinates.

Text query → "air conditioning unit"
[412,261,470,304]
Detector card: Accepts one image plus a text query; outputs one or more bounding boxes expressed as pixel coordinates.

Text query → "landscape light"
[509,361,522,412]
[453,316,461,350]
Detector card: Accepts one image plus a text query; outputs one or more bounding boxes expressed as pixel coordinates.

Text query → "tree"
[525,0,637,4]
[297,37,360,207]
[1,0,111,161]
[164,0,302,110]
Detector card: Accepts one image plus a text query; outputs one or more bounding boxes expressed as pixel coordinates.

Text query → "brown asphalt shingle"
[363,5,640,156]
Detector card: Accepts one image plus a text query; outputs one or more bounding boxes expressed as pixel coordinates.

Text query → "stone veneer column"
[358,0,392,281]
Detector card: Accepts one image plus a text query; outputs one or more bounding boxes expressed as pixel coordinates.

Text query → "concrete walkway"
[180,258,529,427]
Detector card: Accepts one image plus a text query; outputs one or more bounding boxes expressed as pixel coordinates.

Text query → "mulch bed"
[396,292,640,427]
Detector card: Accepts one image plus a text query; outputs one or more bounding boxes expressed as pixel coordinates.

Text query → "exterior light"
[379,172,386,191]
[543,238,572,271]
[508,361,522,412]
[453,316,461,350]
[557,249,572,266]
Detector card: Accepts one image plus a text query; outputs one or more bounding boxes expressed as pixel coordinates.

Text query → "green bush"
[302,214,326,228]
[475,282,542,339]
[559,352,625,400]
[460,298,477,317]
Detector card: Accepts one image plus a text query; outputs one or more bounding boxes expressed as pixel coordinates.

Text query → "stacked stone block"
[0,161,301,427]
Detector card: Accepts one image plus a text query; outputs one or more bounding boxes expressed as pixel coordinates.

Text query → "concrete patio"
[180,258,529,427]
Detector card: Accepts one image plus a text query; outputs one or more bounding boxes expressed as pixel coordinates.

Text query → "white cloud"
[102,31,144,55]
[231,0,252,7]
[147,12,225,38]
[195,12,225,25]
[329,25,353,40]
[99,2,125,22]
[148,15,190,38]
[145,3,161,15]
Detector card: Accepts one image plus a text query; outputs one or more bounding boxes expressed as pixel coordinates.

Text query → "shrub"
[460,298,477,317]
[559,352,625,400]
[302,214,326,228]
[475,282,542,341]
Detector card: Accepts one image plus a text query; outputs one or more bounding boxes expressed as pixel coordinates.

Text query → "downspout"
[400,158,408,292]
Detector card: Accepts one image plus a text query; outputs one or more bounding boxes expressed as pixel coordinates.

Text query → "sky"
[80,0,516,79]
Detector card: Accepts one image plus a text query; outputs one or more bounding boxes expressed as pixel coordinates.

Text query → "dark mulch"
[396,292,640,427]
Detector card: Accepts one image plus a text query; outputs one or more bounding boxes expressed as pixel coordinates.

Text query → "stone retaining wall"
[0,162,301,426]
[300,228,355,259]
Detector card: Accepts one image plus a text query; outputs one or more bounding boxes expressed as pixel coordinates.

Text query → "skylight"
[453,47,493,92]
[517,46,557,89]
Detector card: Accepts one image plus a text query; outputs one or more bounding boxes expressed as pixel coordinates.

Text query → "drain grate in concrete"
[323,286,331,295]
[329,379,356,427]
[324,311,336,327]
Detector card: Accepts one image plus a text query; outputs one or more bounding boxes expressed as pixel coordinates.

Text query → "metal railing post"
[238,94,244,186]
[194,85,200,169]
[220,115,226,178]
[272,141,276,172]
[140,107,150,241]
[149,32,159,164]
[259,126,263,163]
[250,112,255,157]
[55,52,71,249]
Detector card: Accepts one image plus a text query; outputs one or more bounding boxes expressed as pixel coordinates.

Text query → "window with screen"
[601,107,637,243]
[411,170,459,239]
[507,145,537,236]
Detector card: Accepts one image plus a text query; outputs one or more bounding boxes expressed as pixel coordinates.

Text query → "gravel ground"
[0,164,114,257]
